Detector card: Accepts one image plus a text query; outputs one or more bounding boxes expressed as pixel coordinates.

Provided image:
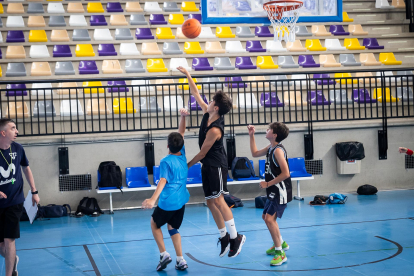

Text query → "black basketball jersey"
[264,144,292,204]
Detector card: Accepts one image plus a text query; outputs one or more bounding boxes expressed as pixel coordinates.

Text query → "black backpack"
[231,157,256,179]
[357,184,378,195]
[98,161,122,191]
[255,195,268,209]
[76,197,104,217]
[224,194,243,208]
[38,204,71,218]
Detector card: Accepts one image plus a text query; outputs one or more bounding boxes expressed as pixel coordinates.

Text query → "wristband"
[407,149,413,156]
[32,191,38,195]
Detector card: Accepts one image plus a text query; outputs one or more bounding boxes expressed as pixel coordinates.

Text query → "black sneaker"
[12,255,19,276]
[156,254,172,271]
[217,232,230,257]
[228,233,246,258]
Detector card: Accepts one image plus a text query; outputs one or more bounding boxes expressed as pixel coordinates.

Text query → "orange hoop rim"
[263,0,303,20]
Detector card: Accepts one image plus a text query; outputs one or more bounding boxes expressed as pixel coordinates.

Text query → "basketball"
[182,19,201,39]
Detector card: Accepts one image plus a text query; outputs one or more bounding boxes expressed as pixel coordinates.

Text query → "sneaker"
[282,241,289,251]
[12,255,19,276]
[270,250,287,266]
[175,259,188,270]
[228,233,246,258]
[218,232,230,257]
[156,253,172,271]
[266,241,289,255]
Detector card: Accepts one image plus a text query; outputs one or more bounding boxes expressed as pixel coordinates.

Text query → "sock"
[274,246,282,252]
[219,227,227,238]
[280,235,284,244]
[160,251,169,258]
[177,256,184,262]
[224,219,237,239]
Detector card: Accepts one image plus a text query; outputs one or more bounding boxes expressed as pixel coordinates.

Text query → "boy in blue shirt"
[142,108,190,271]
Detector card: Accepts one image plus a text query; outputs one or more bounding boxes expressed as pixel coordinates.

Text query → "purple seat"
[136,28,154,39]
[188,95,208,111]
[235,1,251,11]
[90,15,107,26]
[235,56,257,70]
[255,26,273,37]
[192,58,213,71]
[98,44,117,56]
[53,45,72,58]
[353,89,377,103]
[313,74,335,85]
[0,48,2,59]
[298,55,320,68]
[246,41,266,52]
[362,38,384,50]
[308,91,330,105]
[6,31,25,43]
[329,25,349,36]
[260,92,283,107]
[107,80,129,92]
[224,77,247,88]
[188,14,202,23]
[149,14,167,25]
[106,2,123,12]
[79,61,99,75]
[6,84,28,96]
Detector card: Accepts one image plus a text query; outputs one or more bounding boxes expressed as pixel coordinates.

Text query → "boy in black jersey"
[247,122,292,266]
[177,66,246,258]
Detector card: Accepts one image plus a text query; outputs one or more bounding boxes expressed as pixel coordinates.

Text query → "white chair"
[198,27,216,38]
[170,58,192,71]
[69,15,87,27]
[0,32,3,43]
[144,2,162,12]
[163,96,184,111]
[30,45,50,58]
[31,83,53,96]
[325,39,346,51]
[376,71,394,83]
[120,43,140,55]
[60,100,84,117]
[132,80,154,92]
[47,3,65,13]
[6,16,25,28]
[94,29,113,41]
[266,40,287,52]
[291,74,315,87]
[375,0,395,9]
[236,93,258,108]
[225,41,246,53]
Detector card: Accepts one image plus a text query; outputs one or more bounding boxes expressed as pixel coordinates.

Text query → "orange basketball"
[182,19,201,39]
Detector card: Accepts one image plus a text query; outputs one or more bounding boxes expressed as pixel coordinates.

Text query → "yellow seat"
[344,38,365,50]
[356,72,378,84]
[113,98,136,114]
[83,81,104,93]
[87,3,104,13]
[373,88,399,102]
[284,91,306,106]
[176,28,187,39]
[343,12,353,22]
[184,42,204,54]
[348,24,368,35]
[110,14,128,26]
[360,53,382,66]
[141,42,162,55]
[0,4,4,14]
[29,30,48,42]
[86,99,111,115]
[286,40,306,52]
[205,41,225,54]
[248,76,269,88]
[392,0,405,8]
[274,26,289,39]
[320,55,341,67]
[147,59,168,72]
[6,102,29,119]
[6,46,26,59]
[311,25,331,36]
[257,56,278,69]
[0,67,2,78]
[156,79,176,91]
[178,78,202,90]
[216,27,236,38]
[50,30,70,42]
[305,39,327,51]
[156,27,175,39]
[335,73,358,85]
[75,44,95,57]
[7,3,24,14]
[379,53,402,65]
[31,62,51,76]
[169,14,185,25]
[181,1,199,12]
[67,3,84,13]
[102,60,123,74]
[57,82,81,94]
[126,2,143,12]
[28,16,46,27]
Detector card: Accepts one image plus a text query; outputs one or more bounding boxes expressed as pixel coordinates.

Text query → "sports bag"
[231,157,255,179]
[310,195,329,206]
[38,204,71,218]
[76,197,104,217]
[98,161,122,190]
[255,195,268,209]
[224,194,244,208]
[357,184,378,195]
[327,193,347,204]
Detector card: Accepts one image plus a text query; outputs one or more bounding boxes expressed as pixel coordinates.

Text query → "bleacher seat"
[94,29,113,41]
[130,14,148,25]
[163,42,183,54]
[163,96,184,111]
[396,70,414,81]
[362,38,384,50]
[216,27,236,38]
[140,97,161,113]
[255,26,273,37]
[349,24,368,36]
[169,14,185,25]
[0,3,3,15]
[353,89,377,103]
[176,27,187,39]
[7,3,24,13]
[344,38,365,50]
[155,79,176,91]
[260,92,283,107]
[287,40,306,51]
[31,83,52,96]
[225,76,247,88]
[181,1,199,12]
[78,60,99,75]
[178,78,201,90]
[329,89,352,104]
[120,43,140,55]
[257,56,278,69]
[329,25,349,36]
[6,63,26,77]
[214,57,235,70]
[53,45,71,57]
[248,76,269,88]
[98,44,117,56]
[156,27,175,39]
[235,56,257,69]
[325,39,346,51]
[6,46,26,59]
[192,57,213,71]
[136,28,154,39]
[311,25,331,36]
[202,77,224,89]
[67,2,84,13]
[144,2,162,12]
[186,163,202,183]
[107,80,129,93]
[320,54,341,67]
[7,16,24,27]
[82,81,104,94]
[291,74,315,87]
[396,87,413,101]
[125,59,145,73]
[115,28,133,40]
[298,55,320,67]
[141,42,161,55]
[376,0,395,9]
[125,167,151,188]
[335,73,358,84]
[392,0,405,8]
[90,15,107,26]
[28,16,46,27]
[164,2,180,12]
[51,30,69,42]
[107,3,123,12]
[170,58,192,71]
[379,52,402,65]
[188,13,202,23]
[75,44,95,57]
[27,3,44,13]
[356,72,378,84]
[295,26,312,36]
[359,53,381,66]
[373,88,399,102]
[266,40,287,52]
[278,55,299,68]
[246,41,266,52]
[60,100,84,116]
[86,99,111,115]
[342,12,354,22]
[147,58,168,72]
[33,101,56,117]
[49,16,66,27]
[305,39,327,51]
[153,166,161,185]
[132,79,154,93]
[150,14,167,25]
[188,94,208,111]
[225,41,246,53]
[113,98,136,114]
[47,3,65,13]
[87,2,104,13]
[289,157,312,178]
[236,93,258,108]
[313,74,335,85]
[198,27,216,38]
[308,91,331,105]
[284,91,306,106]
[236,26,255,38]
[340,54,361,66]
[6,84,27,96]
[55,61,75,75]
[7,31,25,43]
[206,41,225,53]
[184,41,204,54]
[57,82,80,95]
[72,29,91,41]
[69,15,87,27]
[102,60,123,74]
[5,102,29,119]
[111,15,128,26]
[29,30,48,42]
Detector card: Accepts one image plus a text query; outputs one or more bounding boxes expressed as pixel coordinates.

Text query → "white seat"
[225,41,246,53]
[60,100,84,117]
[325,39,346,51]
[131,80,154,92]
[170,58,192,71]
[30,45,50,58]
[163,96,184,111]
[144,2,162,12]
[236,93,258,108]
[31,83,53,96]
[47,3,65,13]
[291,74,315,87]
[120,43,140,55]
[94,29,113,41]
[6,16,25,28]
[375,0,395,9]
[198,27,216,38]
[69,15,87,27]
[0,32,3,43]
[266,40,287,52]
[376,71,394,83]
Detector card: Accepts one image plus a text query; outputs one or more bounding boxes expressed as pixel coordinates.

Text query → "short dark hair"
[168,132,184,154]
[269,122,289,143]
[213,90,232,116]
[0,119,15,131]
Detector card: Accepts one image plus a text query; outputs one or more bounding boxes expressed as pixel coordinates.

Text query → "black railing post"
[304,74,314,160]
[378,71,388,160]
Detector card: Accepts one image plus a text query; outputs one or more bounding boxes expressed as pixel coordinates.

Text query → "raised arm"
[187,127,221,168]
[176,66,208,114]
[178,108,189,137]
[248,125,270,158]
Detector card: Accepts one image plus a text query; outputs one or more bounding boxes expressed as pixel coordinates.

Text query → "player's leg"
[1,204,22,276]
[263,202,287,266]
[151,208,172,271]
[3,238,16,276]
[150,217,166,253]
[167,206,188,270]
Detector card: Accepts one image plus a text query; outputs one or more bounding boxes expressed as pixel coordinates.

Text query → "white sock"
[177,256,184,262]
[280,235,284,244]
[224,219,237,239]
[160,251,169,257]
[219,227,227,238]
[274,246,282,251]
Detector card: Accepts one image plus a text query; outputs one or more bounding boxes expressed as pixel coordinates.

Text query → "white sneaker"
[175,259,188,270]
[156,253,172,271]
[12,255,19,276]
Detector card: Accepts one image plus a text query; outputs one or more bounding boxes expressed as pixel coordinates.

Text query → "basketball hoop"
[263,0,303,43]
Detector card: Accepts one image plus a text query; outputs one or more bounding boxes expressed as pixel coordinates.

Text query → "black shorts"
[152,205,185,229]
[0,203,24,243]
[263,199,287,219]
[202,165,229,200]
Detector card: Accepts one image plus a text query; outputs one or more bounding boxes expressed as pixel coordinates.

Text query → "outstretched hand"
[176,66,190,76]
[179,108,190,117]
[142,198,155,209]
[399,147,408,154]
[247,125,255,136]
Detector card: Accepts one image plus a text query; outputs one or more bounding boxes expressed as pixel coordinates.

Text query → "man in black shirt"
[177,67,246,258]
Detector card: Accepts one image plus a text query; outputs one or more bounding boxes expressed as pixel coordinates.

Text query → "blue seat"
[97,170,123,190]
[125,167,151,188]
[236,160,260,181]
[187,163,202,184]
[227,174,233,182]
[153,165,160,185]
[288,157,312,178]
[259,159,266,178]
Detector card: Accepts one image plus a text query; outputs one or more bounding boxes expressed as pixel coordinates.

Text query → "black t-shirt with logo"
[0,142,29,208]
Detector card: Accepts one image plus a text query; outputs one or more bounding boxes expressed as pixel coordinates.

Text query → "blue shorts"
[263,199,287,219]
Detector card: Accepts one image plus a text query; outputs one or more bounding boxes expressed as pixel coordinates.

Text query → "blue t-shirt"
[0,142,29,208]
[158,145,190,211]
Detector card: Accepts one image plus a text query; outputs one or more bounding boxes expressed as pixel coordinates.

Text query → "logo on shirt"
[269,192,275,199]
[9,152,17,160]
[0,164,16,186]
